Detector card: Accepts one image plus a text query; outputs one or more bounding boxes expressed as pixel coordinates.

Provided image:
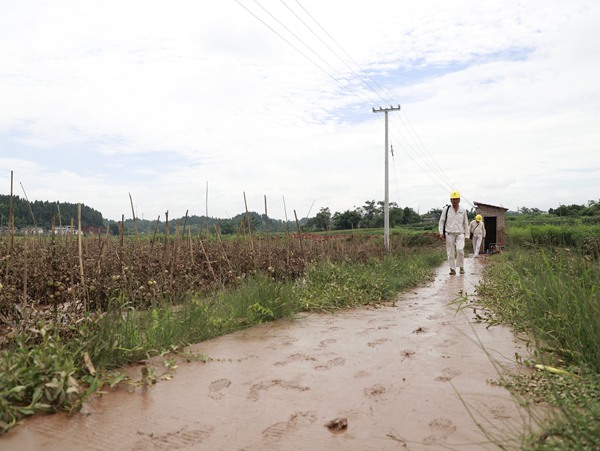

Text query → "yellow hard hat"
[450,190,461,199]
[476,214,482,221]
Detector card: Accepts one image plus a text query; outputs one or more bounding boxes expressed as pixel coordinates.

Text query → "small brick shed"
[473,202,508,252]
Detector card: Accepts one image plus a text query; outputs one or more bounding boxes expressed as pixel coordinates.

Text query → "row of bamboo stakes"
[3,170,312,323]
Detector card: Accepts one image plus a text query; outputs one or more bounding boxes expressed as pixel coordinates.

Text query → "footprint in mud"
[247,379,310,401]
[133,425,214,450]
[319,338,337,348]
[426,313,443,320]
[314,356,345,370]
[262,411,318,443]
[281,336,298,346]
[400,349,415,360]
[322,326,342,332]
[489,403,513,420]
[364,383,387,401]
[274,353,317,366]
[377,323,398,330]
[367,338,391,348]
[434,367,463,382]
[422,417,457,445]
[357,327,377,336]
[208,378,231,400]
[266,335,298,350]
[353,370,371,378]
[437,338,458,348]
[267,335,298,349]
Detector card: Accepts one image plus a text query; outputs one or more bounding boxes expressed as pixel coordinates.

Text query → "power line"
[287,1,463,200]
[235,0,380,107]
[236,0,468,207]
[292,0,392,106]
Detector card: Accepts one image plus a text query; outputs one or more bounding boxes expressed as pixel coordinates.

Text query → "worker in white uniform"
[469,214,486,258]
[439,191,470,275]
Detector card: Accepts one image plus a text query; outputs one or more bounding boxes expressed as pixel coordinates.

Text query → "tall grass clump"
[479,248,599,371]
[84,273,299,369]
[507,224,600,258]
[299,250,443,311]
[477,247,600,449]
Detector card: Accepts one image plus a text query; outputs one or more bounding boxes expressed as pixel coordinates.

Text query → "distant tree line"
[303,200,423,232]
[2,193,599,235]
[0,195,103,229]
[111,211,297,236]
[547,200,600,217]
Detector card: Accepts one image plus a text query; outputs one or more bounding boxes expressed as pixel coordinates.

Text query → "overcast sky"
[1,0,598,221]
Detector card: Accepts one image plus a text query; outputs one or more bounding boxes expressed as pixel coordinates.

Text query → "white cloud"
[1,0,599,221]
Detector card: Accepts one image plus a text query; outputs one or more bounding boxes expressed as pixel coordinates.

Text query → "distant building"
[23,227,45,235]
[473,202,509,252]
[54,226,81,235]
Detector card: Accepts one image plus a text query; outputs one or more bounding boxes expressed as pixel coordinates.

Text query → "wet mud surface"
[1,257,532,450]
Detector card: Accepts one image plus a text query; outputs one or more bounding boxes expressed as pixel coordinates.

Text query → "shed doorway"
[484,216,497,252]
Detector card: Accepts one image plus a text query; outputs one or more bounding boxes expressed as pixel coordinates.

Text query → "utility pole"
[372,105,401,252]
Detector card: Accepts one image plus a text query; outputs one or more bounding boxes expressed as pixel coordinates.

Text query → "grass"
[507,223,600,258]
[476,247,600,450]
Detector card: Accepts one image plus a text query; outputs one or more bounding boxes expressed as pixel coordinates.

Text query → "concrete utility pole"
[372,105,401,252]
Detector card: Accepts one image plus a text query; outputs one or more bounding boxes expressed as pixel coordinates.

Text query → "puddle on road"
[1,256,532,451]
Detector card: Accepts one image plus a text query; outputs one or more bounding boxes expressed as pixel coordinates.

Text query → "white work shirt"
[469,220,486,237]
[439,205,469,235]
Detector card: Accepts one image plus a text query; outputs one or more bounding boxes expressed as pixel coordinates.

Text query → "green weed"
[477,247,600,449]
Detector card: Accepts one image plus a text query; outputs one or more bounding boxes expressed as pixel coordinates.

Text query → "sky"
[1,0,599,222]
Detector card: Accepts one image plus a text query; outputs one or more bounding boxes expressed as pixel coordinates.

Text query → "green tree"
[388,203,404,227]
[402,206,421,224]
[305,207,332,231]
[332,209,362,230]
[359,200,383,228]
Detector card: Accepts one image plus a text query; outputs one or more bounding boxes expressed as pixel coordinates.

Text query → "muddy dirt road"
[1,257,532,450]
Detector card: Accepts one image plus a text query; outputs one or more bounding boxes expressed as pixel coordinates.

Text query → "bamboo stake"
[20,182,37,228]
[214,224,233,272]
[119,214,124,248]
[97,222,109,276]
[77,204,87,311]
[129,193,139,245]
[51,213,56,241]
[174,222,180,256]
[243,192,255,253]
[293,210,305,263]
[169,221,180,301]
[188,226,194,266]
[181,210,189,247]
[282,195,291,269]
[22,238,28,329]
[8,171,14,253]
[150,215,160,252]
[164,211,170,256]
[264,195,271,269]
[198,232,219,285]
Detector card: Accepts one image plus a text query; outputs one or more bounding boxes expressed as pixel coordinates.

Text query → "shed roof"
[474,201,509,212]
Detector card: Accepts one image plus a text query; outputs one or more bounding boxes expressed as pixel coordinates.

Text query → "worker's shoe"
[449,268,456,275]
[459,267,465,274]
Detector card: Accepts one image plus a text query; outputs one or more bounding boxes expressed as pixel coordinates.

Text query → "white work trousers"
[445,232,465,270]
[472,235,484,257]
